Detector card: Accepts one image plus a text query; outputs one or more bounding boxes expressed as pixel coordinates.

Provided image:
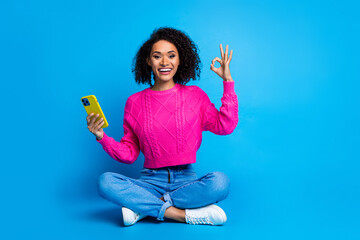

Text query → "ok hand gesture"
[210,44,233,82]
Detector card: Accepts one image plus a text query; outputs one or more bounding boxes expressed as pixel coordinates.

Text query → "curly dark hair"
[131,27,202,87]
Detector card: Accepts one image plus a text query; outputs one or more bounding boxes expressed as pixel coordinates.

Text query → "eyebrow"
[152,50,177,54]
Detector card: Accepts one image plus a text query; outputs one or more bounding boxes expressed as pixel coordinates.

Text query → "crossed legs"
[98,171,230,222]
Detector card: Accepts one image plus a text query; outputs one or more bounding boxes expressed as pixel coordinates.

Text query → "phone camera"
[82,98,90,106]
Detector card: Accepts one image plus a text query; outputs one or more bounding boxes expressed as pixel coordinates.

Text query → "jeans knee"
[210,171,230,201]
[97,172,114,197]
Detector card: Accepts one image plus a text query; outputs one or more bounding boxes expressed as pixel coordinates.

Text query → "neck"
[151,80,176,91]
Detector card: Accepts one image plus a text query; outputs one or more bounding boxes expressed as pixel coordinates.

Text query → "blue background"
[1,0,359,239]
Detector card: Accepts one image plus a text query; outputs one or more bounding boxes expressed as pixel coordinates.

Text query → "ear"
[146,57,151,66]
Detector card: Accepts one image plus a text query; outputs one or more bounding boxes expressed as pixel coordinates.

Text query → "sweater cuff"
[223,80,235,94]
[96,131,110,146]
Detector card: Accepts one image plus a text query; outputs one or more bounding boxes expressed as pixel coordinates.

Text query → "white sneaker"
[121,207,147,226]
[185,204,227,225]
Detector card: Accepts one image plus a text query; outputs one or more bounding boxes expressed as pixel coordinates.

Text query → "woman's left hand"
[210,44,233,82]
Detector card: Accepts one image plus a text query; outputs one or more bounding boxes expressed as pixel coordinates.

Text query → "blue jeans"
[98,164,230,221]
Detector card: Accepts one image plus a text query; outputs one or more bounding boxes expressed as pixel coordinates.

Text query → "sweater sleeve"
[201,81,239,135]
[96,98,140,164]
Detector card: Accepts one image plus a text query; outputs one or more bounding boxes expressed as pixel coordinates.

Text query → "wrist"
[223,78,233,82]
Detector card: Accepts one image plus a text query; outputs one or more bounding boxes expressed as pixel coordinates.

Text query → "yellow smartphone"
[81,95,109,128]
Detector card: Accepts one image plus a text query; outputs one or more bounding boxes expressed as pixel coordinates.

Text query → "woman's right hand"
[87,113,105,140]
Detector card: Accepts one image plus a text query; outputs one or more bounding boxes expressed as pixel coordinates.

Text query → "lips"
[158,68,172,75]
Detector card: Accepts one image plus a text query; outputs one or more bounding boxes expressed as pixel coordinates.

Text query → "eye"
[154,56,160,59]
[170,55,175,58]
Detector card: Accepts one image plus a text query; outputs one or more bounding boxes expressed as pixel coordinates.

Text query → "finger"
[94,118,104,131]
[211,57,222,66]
[224,45,229,62]
[227,50,233,64]
[211,57,222,71]
[220,44,224,59]
[88,113,97,123]
[86,113,94,123]
[90,114,100,125]
[210,64,217,72]
[95,118,104,128]
[96,120,105,130]
[88,124,94,133]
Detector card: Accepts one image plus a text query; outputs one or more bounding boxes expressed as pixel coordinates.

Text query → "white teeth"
[159,68,171,72]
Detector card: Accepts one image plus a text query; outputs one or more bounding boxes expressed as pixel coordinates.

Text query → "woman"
[86,27,238,226]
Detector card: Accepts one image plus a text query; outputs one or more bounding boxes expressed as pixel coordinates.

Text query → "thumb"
[210,63,218,73]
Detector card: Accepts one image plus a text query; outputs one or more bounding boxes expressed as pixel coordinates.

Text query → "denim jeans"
[98,164,230,221]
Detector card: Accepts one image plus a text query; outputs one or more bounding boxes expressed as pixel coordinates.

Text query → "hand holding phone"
[81,95,109,140]
[86,113,104,140]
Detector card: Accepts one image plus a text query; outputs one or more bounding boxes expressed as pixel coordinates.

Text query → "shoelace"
[186,213,212,225]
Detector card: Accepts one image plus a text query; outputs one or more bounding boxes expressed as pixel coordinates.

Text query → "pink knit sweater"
[97,81,238,168]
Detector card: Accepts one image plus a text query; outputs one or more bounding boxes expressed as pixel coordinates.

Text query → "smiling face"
[146,40,180,85]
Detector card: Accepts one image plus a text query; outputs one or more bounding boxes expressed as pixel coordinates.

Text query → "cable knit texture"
[97,81,239,168]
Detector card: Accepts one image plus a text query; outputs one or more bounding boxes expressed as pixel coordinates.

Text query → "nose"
[160,57,169,66]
